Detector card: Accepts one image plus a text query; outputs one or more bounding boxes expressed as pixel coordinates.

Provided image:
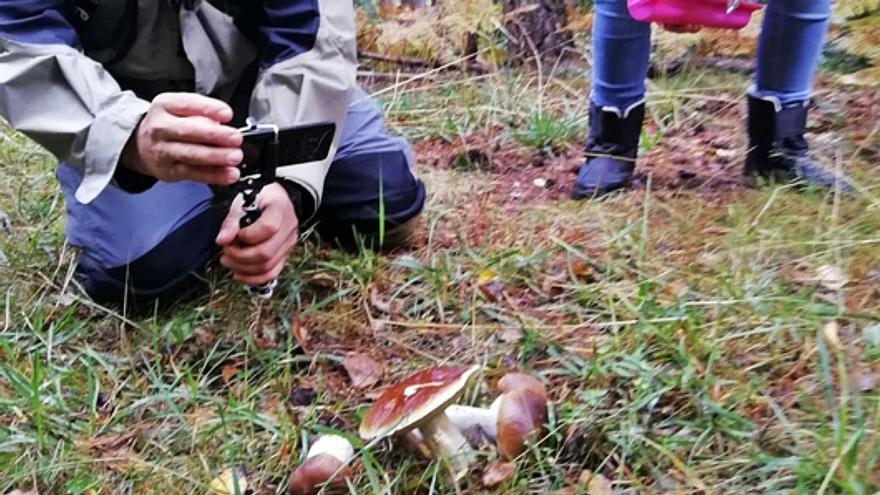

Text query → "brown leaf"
[482,461,516,488]
[82,427,142,454]
[291,317,310,352]
[498,326,524,344]
[579,471,613,495]
[221,364,239,385]
[571,260,595,280]
[343,353,384,389]
[478,281,505,302]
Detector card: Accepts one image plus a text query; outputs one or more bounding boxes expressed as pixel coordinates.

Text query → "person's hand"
[661,24,702,33]
[215,183,299,286]
[122,92,243,185]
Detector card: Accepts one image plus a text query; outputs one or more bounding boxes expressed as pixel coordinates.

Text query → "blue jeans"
[591,0,832,109]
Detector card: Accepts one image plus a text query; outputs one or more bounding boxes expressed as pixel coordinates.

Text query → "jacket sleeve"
[0,1,150,204]
[247,0,357,221]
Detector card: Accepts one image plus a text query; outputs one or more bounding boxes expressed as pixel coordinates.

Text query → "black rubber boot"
[745,95,852,192]
[572,101,645,199]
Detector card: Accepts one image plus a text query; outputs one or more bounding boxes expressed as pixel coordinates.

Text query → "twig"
[359,51,441,68]
[649,56,755,78]
[357,70,437,82]
[358,51,488,74]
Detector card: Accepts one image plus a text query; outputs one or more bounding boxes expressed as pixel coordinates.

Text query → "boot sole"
[571,181,629,200]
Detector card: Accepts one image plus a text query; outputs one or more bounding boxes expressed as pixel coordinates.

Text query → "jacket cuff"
[74,93,151,203]
[113,164,158,193]
[278,178,316,223]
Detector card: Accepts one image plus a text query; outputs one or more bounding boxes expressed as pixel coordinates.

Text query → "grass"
[1,57,880,494]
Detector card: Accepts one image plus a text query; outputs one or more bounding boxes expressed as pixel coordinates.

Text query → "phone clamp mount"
[235,118,280,299]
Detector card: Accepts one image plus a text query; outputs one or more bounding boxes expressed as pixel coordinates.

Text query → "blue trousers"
[69,88,424,305]
[591,0,832,109]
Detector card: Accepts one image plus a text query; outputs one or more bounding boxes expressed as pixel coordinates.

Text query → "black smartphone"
[239,121,336,177]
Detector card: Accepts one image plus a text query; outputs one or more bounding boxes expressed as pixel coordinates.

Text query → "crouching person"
[0,0,425,306]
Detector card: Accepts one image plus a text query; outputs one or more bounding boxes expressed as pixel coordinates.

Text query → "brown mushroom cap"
[288,454,352,495]
[498,373,546,399]
[359,365,480,440]
[496,373,548,459]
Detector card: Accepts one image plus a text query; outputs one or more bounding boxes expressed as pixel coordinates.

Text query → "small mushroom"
[359,365,480,480]
[288,434,354,495]
[495,373,548,459]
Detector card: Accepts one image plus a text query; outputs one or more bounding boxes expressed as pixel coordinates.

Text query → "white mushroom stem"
[418,412,474,480]
[445,398,502,439]
[406,398,502,453]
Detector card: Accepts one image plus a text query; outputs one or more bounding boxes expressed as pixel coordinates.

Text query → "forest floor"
[1,59,879,494]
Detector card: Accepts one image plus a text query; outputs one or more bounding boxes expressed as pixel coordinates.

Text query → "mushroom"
[288,434,354,495]
[495,373,548,459]
[359,365,480,480]
[402,372,549,460]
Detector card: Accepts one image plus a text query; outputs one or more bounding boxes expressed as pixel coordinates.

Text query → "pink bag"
[627,0,763,30]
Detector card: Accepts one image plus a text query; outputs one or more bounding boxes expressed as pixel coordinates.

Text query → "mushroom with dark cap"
[359,365,480,480]
[288,434,354,494]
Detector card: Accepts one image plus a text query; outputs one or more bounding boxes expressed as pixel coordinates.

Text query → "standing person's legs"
[746,0,849,190]
[313,88,426,250]
[574,0,652,198]
[754,0,832,104]
[590,0,653,109]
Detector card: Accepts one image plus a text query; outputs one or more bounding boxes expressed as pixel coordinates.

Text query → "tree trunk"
[501,0,572,63]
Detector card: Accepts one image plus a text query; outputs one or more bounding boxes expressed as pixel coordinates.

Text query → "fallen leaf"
[82,427,142,453]
[586,472,613,495]
[477,268,497,285]
[209,468,249,495]
[498,326,524,344]
[291,317,310,352]
[822,320,844,350]
[343,353,384,389]
[816,265,847,291]
[478,281,505,302]
[571,260,595,280]
[482,461,516,488]
[221,364,239,385]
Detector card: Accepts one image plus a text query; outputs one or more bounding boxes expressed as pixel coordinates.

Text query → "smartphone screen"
[240,122,336,177]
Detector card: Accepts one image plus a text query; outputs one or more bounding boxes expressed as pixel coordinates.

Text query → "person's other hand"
[661,24,702,33]
[122,92,243,185]
[215,183,299,286]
